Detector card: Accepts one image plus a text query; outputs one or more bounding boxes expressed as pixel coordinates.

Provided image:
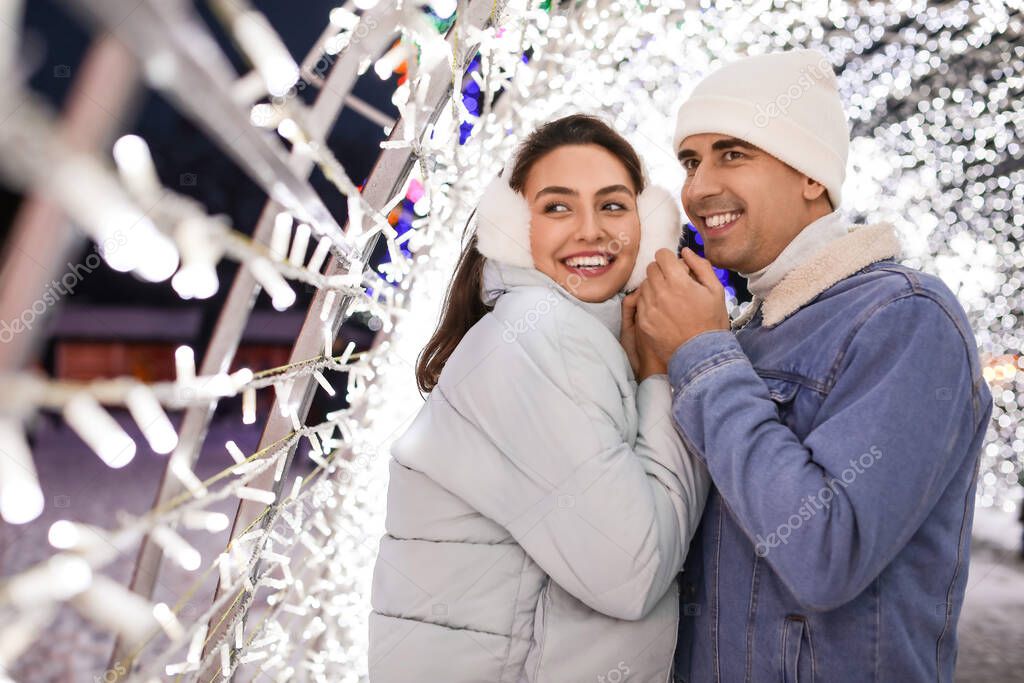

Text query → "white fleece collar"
[731,222,902,330]
[740,211,849,299]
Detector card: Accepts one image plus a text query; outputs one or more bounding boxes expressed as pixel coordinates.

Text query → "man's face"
[677,133,827,273]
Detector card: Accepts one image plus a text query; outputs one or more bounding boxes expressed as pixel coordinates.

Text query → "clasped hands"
[621,247,731,381]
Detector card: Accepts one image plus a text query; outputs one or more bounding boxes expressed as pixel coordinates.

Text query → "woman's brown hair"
[414,114,645,393]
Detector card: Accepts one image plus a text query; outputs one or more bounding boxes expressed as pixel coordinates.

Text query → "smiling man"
[630,50,993,682]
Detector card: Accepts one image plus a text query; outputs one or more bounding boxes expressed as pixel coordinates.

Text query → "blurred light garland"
[453,0,1023,512]
[336,0,1024,673]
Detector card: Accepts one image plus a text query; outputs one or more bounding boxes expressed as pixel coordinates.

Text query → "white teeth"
[565,254,610,268]
[705,211,742,228]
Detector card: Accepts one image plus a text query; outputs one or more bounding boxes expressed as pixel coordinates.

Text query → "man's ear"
[801,177,828,202]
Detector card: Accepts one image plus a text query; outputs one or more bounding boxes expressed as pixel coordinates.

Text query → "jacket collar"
[740,210,848,299]
[481,259,624,337]
[731,222,902,330]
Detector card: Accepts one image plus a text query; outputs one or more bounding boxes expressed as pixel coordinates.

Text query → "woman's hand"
[623,287,668,380]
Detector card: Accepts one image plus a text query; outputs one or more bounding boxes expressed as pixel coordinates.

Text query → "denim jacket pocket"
[763,376,800,404]
[780,615,814,683]
[763,378,801,435]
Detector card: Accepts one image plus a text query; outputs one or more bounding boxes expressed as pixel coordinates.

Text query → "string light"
[0,418,44,525]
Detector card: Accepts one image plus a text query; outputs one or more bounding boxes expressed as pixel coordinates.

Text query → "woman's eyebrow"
[534,184,633,200]
[595,184,633,197]
[534,186,577,200]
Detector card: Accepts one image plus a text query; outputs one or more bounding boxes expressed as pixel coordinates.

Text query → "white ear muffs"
[626,185,683,291]
[472,174,534,268]
[473,174,682,291]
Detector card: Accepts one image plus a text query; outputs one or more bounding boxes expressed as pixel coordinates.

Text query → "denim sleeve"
[667,295,987,611]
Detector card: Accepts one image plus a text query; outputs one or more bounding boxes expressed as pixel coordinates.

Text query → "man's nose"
[684,163,723,203]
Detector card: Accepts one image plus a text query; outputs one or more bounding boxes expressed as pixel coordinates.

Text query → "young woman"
[369,114,710,682]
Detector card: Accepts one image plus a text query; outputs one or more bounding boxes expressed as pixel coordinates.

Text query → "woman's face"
[523,144,642,303]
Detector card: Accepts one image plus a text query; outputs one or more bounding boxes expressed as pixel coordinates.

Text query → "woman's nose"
[575,209,603,241]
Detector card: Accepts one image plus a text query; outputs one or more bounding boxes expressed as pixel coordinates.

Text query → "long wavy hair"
[414,114,645,393]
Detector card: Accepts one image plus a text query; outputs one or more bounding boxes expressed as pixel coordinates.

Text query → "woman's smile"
[560,250,618,278]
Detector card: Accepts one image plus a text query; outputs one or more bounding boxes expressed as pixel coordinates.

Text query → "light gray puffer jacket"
[369,260,710,682]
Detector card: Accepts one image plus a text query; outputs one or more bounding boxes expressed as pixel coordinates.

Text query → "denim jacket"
[669,223,993,682]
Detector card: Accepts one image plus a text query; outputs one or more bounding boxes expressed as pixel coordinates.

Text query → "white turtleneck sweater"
[740,210,848,299]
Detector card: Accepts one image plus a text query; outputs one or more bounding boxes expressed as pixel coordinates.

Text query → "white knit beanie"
[673,49,849,207]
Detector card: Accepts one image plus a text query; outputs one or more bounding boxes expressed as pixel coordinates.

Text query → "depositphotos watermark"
[0,232,127,344]
[754,445,883,557]
[753,54,835,128]
[500,274,582,343]
[597,660,630,682]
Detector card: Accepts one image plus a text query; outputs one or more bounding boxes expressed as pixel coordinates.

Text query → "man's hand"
[622,290,667,380]
[636,247,731,365]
